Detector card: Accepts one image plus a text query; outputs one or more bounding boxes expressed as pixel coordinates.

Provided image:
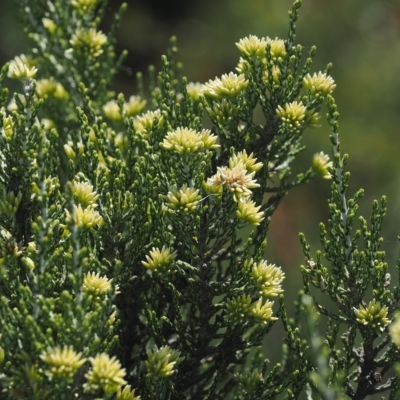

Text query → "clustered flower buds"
[205,162,260,202]
[70,28,107,58]
[84,353,127,393]
[303,72,336,98]
[203,72,249,98]
[145,345,184,378]
[164,185,201,213]
[142,246,177,274]
[312,152,333,179]
[250,260,285,297]
[40,346,86,379]
[160,127,219,154]
[354,299,390,333]
[276,101,307,133]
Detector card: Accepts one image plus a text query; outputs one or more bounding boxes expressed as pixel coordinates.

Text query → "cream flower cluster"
[70,28,107,58]
[203,72,248,98]
[164,185,201,213]
[354,299,390,333]
[312,152,333,180]
[204,162,259,202]
[160,127,219,154]
[145,345,184,378]
[142,246,177,274]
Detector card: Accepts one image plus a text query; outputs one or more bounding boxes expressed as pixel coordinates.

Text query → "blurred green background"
[1,0,400,385]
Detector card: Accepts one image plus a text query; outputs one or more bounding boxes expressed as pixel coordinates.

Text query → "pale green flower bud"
[354,299,390,333]
[164,185,200,213]
[116,385,141,400]
[236,35,268,58]
[276,101,307,133]
[71,181,99,207]
[40,346,86,379]
[237,369,263,391]
[251,260,285,297]
[266,37,286,60]
[8,56,38,80]
[145,345,184,378]
[312,152,332,180]
[225,295,253,324]
[85,353,126,393]
[186,82,204,101]
[229,150,263,173]
[65,205,103,230]
[0,347,4,364]
[236,199,264,226]
[63,143,76,160]
[206,98,240,124]
[303,72,336,98]
[134,109,163,135]
[124,96,146,117]
[250,298,277,324]
[203,72,248,98]
[389,313,400,347]
[83,272,112,300]
[42,18,57,34]
[160,127,219,154]
[71,0,99,11]
[0,190,22,215]
[206,163,259,202]
[2,115,14,140]
[142,246,177,274]
[103,100,121,121]
[70,28,107,58]
[262,65,281,84]
[36,79,69,100]
[21,256,35,271]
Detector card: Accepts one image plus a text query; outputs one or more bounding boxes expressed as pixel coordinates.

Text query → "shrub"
[0,0,399,399]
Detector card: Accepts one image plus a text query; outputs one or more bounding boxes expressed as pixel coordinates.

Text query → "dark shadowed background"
[1,0,400,386]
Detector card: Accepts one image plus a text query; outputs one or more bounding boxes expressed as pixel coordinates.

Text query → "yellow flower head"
[160,127,219,154]
[145,345,184,378]
[2,115,14,140]
[142,246,177,274]
[312,152,332,180]
[206,98,240,124]
[203,72,249,98]
[0,190,22,216]
[251,260,285,297]
[134,109,163,136]
[229,150,263,173]
[354,299,390,333]
[71,0,99,11]
[250,298,278,324]
[40,346,86,379]
[303,72,336,98]
[71,181,99,207]
[36,79,69,100]
[206,163,259,202]
[8,55,38,80]
[276,101,307,133]
[85,353,126,393]
[266,37,286,61]
[42,18,57,34]
[225,295,253,324]
[124,96,147,117]
[65,205,103,230]
[186,82,204,101]
[70,28,107,58]
[164,185,200,213]
[236,199,264,226]
[389,312,400,347]
[83,272,112,300]
[103,100,122,121]
[236,35,268,58]
[116,385,141,400]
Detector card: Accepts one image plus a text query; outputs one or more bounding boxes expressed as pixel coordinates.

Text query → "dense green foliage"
[1,0,400,399]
